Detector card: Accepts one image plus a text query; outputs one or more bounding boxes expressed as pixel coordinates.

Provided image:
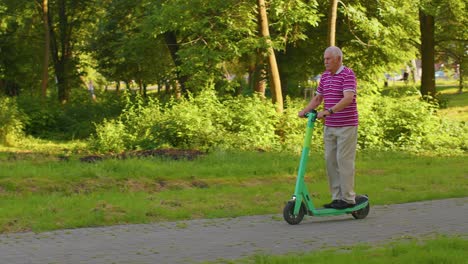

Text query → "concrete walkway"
[0,197,467,264]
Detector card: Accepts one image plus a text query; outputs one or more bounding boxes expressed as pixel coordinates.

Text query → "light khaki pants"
[324,126,358,204]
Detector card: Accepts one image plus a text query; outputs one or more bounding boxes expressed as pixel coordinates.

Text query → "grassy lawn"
[212,235,468,264]
[0,150,466,233]
[437,86,468,122]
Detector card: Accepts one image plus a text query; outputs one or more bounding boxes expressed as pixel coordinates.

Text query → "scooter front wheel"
[283,200,306,225]
[351,195,370,219]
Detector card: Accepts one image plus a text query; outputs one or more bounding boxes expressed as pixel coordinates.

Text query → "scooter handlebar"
[304,109,318,120]
[304,109,317,116]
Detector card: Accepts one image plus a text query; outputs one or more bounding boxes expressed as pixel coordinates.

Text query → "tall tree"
[0,0,43,96]
[419,8,436,97]
[164,31,188,97]
[333,0,419,83]
[258,0,283,112]
[37,0,50,98]
[327,0,338,46]
[434,0,467,93]
[47,0,96,103]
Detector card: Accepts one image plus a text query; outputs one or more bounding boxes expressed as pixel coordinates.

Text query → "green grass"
[0,150,466,233]
[210,235,468,264]
[438,86,468,122]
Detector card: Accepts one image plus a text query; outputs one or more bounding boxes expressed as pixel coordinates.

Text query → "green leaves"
[0,97,25,146]
[358,93,467,154]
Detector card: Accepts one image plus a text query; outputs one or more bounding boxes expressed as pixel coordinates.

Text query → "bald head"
[325,46,343,61]
[324,46,343,74]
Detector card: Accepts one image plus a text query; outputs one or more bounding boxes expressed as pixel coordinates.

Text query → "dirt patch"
[80,148,205,163]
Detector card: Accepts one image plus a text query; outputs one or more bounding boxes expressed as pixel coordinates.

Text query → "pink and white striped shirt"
[316,66,358,127]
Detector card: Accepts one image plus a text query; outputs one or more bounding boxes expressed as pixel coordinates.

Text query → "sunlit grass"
[214,235,468,264]
[0,150,466,233]
[437,86,468,122]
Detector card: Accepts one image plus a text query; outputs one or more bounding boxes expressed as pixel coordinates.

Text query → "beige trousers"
[324,126,358,204]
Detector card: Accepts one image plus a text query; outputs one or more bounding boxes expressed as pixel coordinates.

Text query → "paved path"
[0,198,467,264]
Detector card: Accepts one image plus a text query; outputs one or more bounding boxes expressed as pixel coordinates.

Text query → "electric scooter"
[283,110,370,225]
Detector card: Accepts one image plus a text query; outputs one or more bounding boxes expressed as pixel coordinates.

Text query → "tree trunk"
[457,59,464,93]
[254,67,267,96]
[55,63,69,103]
[257,0,283,113]
[48,0,73,103]
[327,0,338,46]
[250,50,266,96]
[40,0,50,98]
[115,80,120,92]
[164,31,189,97]
[419,9,436,98]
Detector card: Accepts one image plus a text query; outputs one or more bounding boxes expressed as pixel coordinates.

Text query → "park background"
[0,0,466,154]
[0,1,466,261]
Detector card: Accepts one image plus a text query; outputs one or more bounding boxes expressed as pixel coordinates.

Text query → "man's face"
[324,51,341,74]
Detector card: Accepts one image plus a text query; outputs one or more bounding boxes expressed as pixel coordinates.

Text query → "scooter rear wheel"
[351,203,370,219]
[283,200,306,225]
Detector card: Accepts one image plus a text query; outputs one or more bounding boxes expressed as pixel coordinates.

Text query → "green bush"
[91,88,281,153]
[89,118,127,153]
[0,97,26,146]
[89,86,467,155]
[358,95,467,154]
[155,89,226,150]
[120,93,163,149]
[221,94,279,150]
[17,89,124,140]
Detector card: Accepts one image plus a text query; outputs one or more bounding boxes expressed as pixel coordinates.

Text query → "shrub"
[120,93,163,149]
[17,89,124,140]
[0,97,26,146]
[89,118,127,154]
[358,95,467,154]
[89,85,467,155]
[154,89,227,150]
[221,94,279,150]
[277,97,324,153]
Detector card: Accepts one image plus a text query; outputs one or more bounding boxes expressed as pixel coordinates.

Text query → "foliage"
[147,0,261,93]
[0,96,26,146]
[155,89,226,150]
[433,0,467,91]
[337,0,420,81]
[91,0,171,88]
[89,118,127,154]
[91,87,280,152]
[1,0,465,102]
[90,84,467,155]
[221,94,280,150]
[358,94,467,154]
[0,0,43,96]
[277,97,324,152]
[17,89,124,140]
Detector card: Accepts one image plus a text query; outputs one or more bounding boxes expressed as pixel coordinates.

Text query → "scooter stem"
[293,110,317,214]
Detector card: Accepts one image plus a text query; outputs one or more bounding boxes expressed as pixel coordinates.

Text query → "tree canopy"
[0,0,465,101]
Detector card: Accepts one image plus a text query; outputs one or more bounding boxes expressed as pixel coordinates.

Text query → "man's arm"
[317,91,354,119]
[298,94,323,117]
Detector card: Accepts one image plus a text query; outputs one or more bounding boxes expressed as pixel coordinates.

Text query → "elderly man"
[298,46,358,209]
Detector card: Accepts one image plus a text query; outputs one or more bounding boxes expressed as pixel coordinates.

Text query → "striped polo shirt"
[316,65,358,127]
